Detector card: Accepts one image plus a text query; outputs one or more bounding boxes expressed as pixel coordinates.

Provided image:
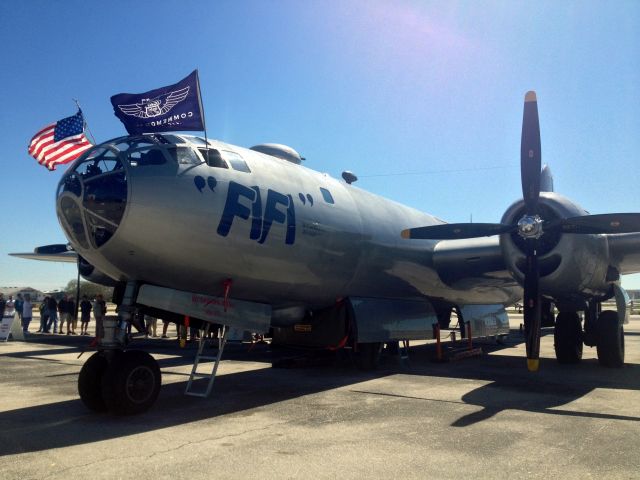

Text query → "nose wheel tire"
[553,311,583,364]
[78,352,109,412]
[101,350,161,415]
[596,310,625,368]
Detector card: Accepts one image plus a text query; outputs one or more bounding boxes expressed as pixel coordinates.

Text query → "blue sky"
[1,0,639,291]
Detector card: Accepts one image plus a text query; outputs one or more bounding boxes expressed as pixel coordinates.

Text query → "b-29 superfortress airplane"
[13,92,640,414]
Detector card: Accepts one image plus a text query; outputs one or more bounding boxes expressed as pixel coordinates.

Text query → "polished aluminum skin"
[55,134,640,316]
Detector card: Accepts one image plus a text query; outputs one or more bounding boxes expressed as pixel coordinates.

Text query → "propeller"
[401,91,640,371]
[519,91,543,372]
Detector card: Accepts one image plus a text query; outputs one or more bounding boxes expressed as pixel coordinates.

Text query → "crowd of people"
[0,293,108,337]
[0,292,169,340]
[34,293,107,335]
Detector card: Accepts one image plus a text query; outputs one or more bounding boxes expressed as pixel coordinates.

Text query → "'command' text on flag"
[110,70,205,135]
[28,110,92,171]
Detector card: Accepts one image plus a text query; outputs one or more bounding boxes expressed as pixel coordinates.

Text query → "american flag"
[28,110,92,171]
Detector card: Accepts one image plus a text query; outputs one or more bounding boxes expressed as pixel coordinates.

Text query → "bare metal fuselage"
[57,136,521,310]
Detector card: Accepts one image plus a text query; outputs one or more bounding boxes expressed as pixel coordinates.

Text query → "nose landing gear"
[78,350,161,415]
[77,281,162,415]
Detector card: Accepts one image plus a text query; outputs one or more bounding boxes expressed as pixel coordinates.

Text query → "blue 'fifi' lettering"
[217,181,295,245]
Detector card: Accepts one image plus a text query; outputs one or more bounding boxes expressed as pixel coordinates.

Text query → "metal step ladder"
[185,324,229,397]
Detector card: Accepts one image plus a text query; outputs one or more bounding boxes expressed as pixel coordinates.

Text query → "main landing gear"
[553,305,624,368]
[554,312,583,363]
[595,310,625,367]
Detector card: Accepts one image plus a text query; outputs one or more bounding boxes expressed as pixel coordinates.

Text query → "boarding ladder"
[185,323,229,397]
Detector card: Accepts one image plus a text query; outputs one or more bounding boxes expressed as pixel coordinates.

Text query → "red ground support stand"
[432,321,483,362]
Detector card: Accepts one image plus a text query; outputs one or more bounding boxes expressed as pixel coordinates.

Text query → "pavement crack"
[38,420,288,479]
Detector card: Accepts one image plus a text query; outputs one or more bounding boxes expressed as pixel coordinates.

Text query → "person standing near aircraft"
[79,295,92,335]
[145,315,157,338]
[68,295,77,334]
[21,295,32,333]
[64,295,76,334]
[39,296,49,332]
[46,296,58,333]
[14,294,23,325]
[58,295,69,334]
[93,294,106,340]
[5,296,15,317]
[0,293,5,318]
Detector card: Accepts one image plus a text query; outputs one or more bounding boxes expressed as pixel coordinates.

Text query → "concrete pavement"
[0,315,639,479]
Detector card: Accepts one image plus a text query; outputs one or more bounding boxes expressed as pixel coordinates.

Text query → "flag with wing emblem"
[110,70,205,134]
[28,109,92,171]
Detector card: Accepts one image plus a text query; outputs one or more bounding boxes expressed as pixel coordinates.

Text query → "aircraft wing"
[432,232,640,288]
[608,233,640,275]
[9,251,78,263]
[432,236,514,287]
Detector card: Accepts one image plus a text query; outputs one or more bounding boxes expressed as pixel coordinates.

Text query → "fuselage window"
[166,146,202,165]
[198,148,228,169]
[127,146,167,167]
[320,187,335,204]
[222,150,251,173]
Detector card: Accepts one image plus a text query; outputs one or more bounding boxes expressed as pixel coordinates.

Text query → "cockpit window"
[198,148,228,168]
[127,147,167,166]
[320,187,335,204]
[166,146,202,165]
[222,150,251,173]
[159,134,184,144]
[62,144,128,249]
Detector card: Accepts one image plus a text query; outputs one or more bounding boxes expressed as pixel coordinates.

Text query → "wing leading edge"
[9,251,78,263]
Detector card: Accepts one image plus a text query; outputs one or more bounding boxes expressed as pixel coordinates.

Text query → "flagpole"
[194,70,209,149]
[72,99,96,145]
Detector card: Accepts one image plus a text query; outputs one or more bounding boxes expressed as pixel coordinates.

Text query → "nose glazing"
[57,146,127,250]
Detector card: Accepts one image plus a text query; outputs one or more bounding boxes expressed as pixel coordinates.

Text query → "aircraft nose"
[57,147,128,250]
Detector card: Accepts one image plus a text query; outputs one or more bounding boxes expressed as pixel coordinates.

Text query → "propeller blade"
[548,213,640,234]
[401,223,514,240]
[522,241,542,372]
[521,91,542,215]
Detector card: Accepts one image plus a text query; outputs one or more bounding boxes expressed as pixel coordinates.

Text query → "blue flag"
[110,70,205,135]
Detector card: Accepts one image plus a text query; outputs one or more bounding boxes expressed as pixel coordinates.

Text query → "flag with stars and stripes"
[28,110,92,171]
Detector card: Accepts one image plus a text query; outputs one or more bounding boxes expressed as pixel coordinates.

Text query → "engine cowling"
[500,192,611,300]
[78,256,118,286]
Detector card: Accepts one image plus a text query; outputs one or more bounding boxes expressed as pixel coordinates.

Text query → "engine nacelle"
[78,256,118,286]
[500,193,612,301]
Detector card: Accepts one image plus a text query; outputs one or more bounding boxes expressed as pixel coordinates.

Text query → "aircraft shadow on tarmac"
[0,354,382,456]
[1,332,639,456]
[351,334,640,428]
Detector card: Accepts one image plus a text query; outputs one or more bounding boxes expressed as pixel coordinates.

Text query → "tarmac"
[1,314,639,480]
